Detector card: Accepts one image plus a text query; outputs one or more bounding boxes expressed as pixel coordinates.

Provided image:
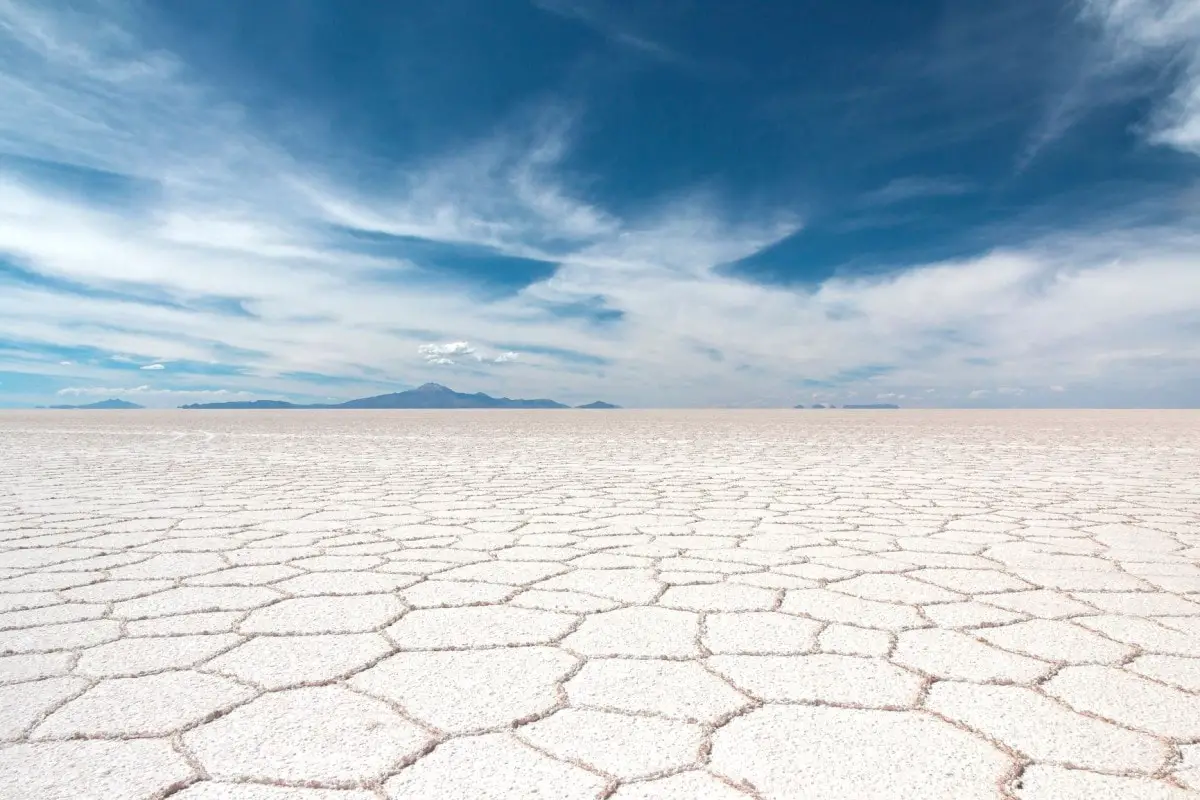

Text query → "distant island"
[179,383,617,410]
[44,398,144,410]
[576,401,621,409]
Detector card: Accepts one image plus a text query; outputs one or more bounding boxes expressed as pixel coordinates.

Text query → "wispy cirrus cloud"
[1023,0,1200,163]
[859,176,974,207]
[1081,0,1200,154]
[530,0,686,66]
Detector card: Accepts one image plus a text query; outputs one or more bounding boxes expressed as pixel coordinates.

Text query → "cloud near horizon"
[1,0,1198,409]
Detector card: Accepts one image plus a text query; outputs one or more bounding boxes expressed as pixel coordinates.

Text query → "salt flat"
[1,409,1199,799]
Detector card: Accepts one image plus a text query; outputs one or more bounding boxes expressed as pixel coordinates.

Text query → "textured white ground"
[1,409,1200,800]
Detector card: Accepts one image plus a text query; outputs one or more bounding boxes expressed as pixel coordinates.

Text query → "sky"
[1,0,1199,409]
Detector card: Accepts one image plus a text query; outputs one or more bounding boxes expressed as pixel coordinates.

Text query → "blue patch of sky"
[533,295,624,325]
[332,227,560,299]
[717,215,991,288]
[830,364,895,384]
[0,369,94,406]
[0,339,118,366]
[13,319,271,370]
[139,0,594,175]
[1,255,259,319]
[279,370,383,387]
[0,153,160,208]
[0,370,70,394]
[0,257,169,306]
[0,341,253,382]
[63,321,270,362]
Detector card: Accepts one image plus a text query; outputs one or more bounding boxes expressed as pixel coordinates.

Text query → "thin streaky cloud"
[859,176,975,207]
[530,0,689,66]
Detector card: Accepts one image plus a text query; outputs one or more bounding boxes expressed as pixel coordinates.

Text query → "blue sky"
[1,0,1199,408]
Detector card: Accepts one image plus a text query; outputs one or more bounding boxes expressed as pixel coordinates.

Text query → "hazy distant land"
[36,385,905,411]
[179,383,620,410]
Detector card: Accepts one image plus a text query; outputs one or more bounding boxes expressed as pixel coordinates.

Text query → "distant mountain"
[47,398,144,410]
[338,383,568,409]
[843,403,900,409]
[180,383,571,410]
[793,404,805,408]
[810,403,828,409]
[576,401,620,409]
[180,399,299,410]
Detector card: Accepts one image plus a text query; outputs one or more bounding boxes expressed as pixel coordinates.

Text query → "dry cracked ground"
[1,410,1200,800]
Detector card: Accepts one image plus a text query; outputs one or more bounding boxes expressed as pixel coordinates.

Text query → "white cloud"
[419,341,475,357]
[418,342,476,366]
[968,389,990,399]
[1050,385,1066,392]
[139,362,164,370]
[417,342,522,366]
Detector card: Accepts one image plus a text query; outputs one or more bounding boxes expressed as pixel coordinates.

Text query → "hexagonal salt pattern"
[1,409,1200,798]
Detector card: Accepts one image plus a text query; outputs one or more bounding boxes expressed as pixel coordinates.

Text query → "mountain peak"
[415,383,451,392]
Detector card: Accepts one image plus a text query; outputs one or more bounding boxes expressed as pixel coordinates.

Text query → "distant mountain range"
[31,387,895,411]
[43,398,145,410]
[180,383,620,410]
